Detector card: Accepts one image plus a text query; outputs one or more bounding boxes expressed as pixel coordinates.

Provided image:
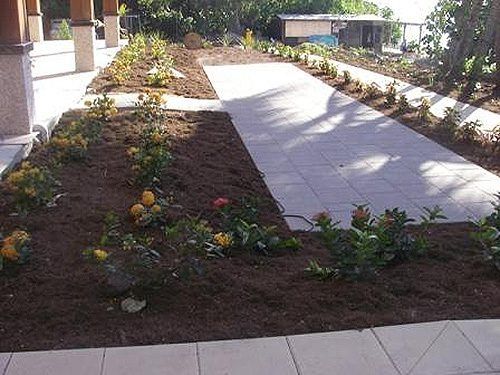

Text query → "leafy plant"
[439,107,461,135]
[472,195,500,271]
[385,80,398,107]
[4,162,56,211]
[455,120,482,143]
[418,97,432,124]
[134,91,166,122]
[396,94,410,114]
[242,28,254,50]
[318,58,338,78]
[0,230,31,271]
[343,70,352,85]
[364,82,381,99]
[129,190,169,227]
[56,19,72,40]
[147,58,174,87]
[308,205,443,281]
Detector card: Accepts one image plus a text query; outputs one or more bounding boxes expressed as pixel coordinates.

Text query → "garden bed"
[326,46,500,114]
[1,101,500,352]
[89,44,276,99]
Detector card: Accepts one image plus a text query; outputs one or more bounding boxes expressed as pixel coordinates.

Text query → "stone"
[73,26,96,72]
[104,15,120,48]
[28,15,44,42]
[120,297,146,313]
[183,32,202,50]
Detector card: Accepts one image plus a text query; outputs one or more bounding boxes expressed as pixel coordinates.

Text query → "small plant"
[418,97,432,124]
[472,195,500,271]
[353,79,366,93]
[147,59,174,87]
[318,58,338,78]
[455,120,482,143]
[85,94,118,122]
[439,107,461,135]
[134,91,166,122]
[4,162,56,211]
[128,125,172,186]
[210,197,301,256]
[308,205,443,281]
[487,125,500,153]
[150,35,168,60]
[0,230,31,270]
[396,94,410,114]
[242,29,254,50]
[129,190,169,227]
[108,34,147,85]
[343,70,352,85]
[385,80,398,107]
[48,133,89,161]
[364,83,381,99]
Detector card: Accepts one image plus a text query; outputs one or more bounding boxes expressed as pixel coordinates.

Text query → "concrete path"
[1,320,500,374]
[77,93,224,112]
[204,63,500,230]
[311,54,500,132]
[0,40,124,177]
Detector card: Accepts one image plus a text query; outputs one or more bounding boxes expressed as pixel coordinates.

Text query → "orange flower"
[1,246,20,261]
[130,203,145,218]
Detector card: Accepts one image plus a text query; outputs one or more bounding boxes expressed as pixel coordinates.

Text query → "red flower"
[212,197,230,209]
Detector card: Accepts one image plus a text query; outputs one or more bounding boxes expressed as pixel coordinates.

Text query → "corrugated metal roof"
[277,14,387,22]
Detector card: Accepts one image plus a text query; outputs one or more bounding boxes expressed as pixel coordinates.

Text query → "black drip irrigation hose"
[259,170,316,232]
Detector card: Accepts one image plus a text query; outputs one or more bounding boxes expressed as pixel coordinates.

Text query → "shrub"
[135,91,166,122]
[307,205,443,280]
[343,70,352,85]
[396,94,410,114]
[455,120,482,143]
[56,19,72,40]
[472,195,500,271]
[129,190,169,227]
[147,58,175,87]
[364,83,381,99]
[242,29,255,50]
[208,197,301,256]
[128,126,172,186]
[439,107,461,135]
[49,133,89,162]
[85,94,118,123]
[0,230,31,270]
[318,58,338,78]
[385,80,398,107]
[418,97,432,124]
[108,34,147,85]
[5,162,56,211]
[150,35,168,60]
[353,79,366,93]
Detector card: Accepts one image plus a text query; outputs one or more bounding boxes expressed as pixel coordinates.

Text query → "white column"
[72,24,96,72]
[28,15,44,42]
[104,15,120,48]
[0,44,35,137]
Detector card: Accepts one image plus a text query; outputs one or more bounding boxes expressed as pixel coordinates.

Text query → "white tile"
[288,329,398,375]
[198,337,297,375]
[411,323,491,375]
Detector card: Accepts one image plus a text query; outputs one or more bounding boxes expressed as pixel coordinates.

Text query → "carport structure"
[0,0,121,140]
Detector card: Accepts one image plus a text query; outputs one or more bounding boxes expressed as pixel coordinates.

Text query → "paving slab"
[198,336,297,375]
[455,320,500,370]
[6,348,104,375]
[410,322,492,375]
[288,328,399,375]
[204,63,500,229]
[373,320,448,375]
[102,343,198,375]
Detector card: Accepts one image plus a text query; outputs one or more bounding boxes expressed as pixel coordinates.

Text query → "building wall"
[284,20,331,38]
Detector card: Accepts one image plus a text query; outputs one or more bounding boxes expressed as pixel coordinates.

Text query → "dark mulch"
[89,46,281,99]
[0,109,500,353]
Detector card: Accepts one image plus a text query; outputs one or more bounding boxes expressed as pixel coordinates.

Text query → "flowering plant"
[0,230,31,270]
[129,190,169,227]
[4,162,56,211]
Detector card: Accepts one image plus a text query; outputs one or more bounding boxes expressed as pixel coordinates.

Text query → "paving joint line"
[99,348,107,375]
[407,320,451,375]
[452,321,496,371]
[195,343,202,375]
[285,336,302,375]
[1,353,12,375]
[370,327,403,375]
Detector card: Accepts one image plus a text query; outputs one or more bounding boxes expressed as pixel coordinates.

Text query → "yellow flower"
[130,203,145,218]
[141,190,155,207]
[12,230,29,244]
[213,232,233,248]
[93,249,109,262]
[127,147,139,156]
[24,187,36,197]
[84,100,92,107]
[1,246,20,261]
[151,204,161,214]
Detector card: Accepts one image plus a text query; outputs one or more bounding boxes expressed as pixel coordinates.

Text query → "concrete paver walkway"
[311,55,500,133]
[204,63,500,230]
[2,320,500,374]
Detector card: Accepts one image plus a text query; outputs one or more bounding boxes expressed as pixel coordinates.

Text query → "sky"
[370,0,439,24]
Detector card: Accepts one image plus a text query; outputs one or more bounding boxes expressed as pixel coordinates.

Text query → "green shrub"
[385,80,398,107]
[418,97,432,124]
[439,107,461,135]
[307,205,444,281]
[455,120,482,143]
[472,195,500,271]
